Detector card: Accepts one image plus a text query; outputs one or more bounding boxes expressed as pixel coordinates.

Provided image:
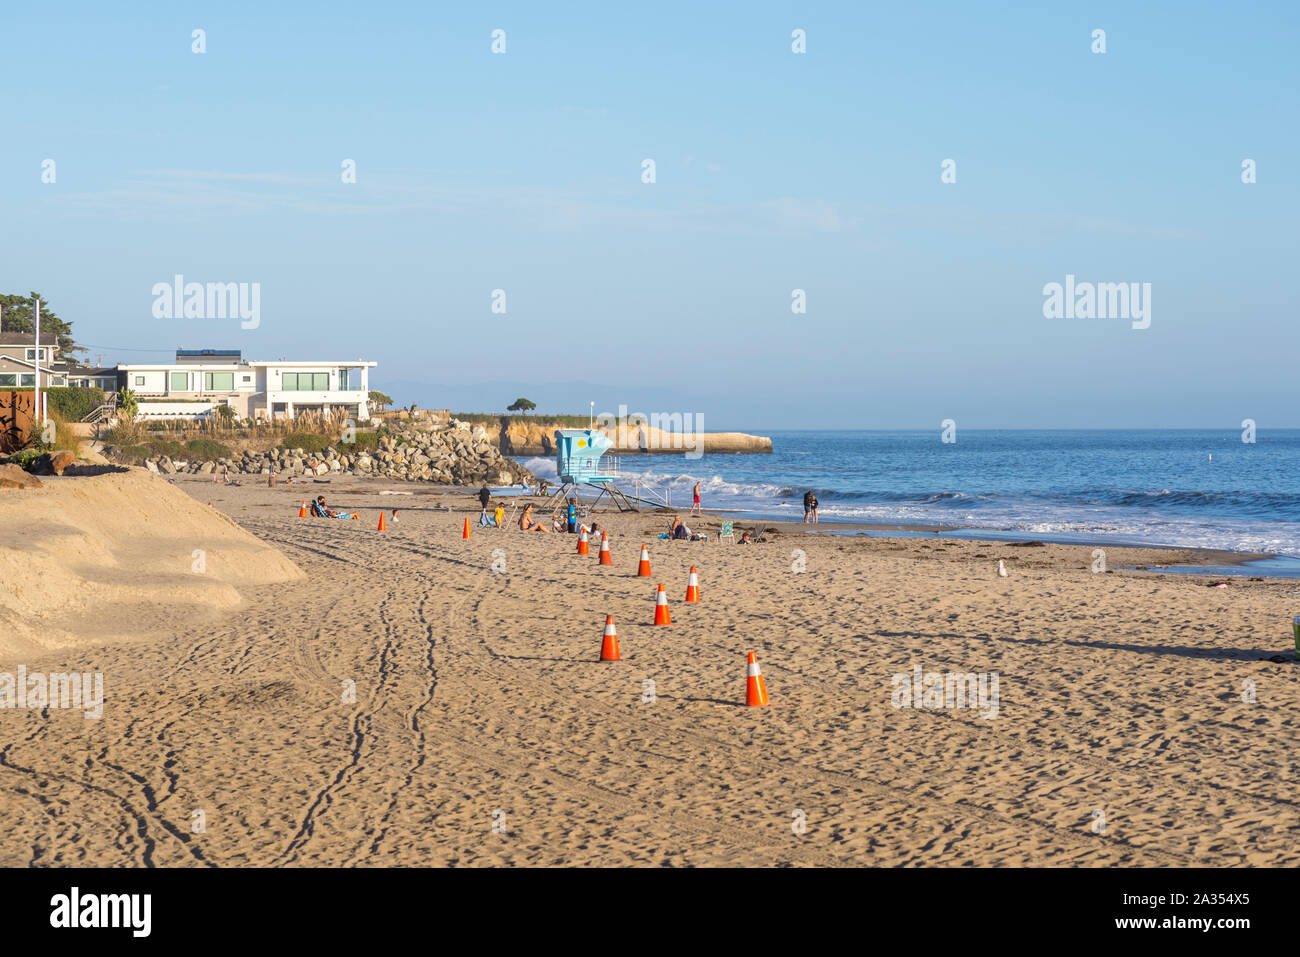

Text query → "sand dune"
[0,469,302,657]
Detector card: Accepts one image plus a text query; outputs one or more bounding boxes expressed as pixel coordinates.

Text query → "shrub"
[185,438,231,460]
[278,433,332,454]
[5,387,105,422]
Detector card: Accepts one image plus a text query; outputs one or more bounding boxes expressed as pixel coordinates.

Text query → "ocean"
[524,429,1300,561]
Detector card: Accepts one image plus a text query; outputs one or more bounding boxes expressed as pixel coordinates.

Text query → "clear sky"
[2,1,1296,429]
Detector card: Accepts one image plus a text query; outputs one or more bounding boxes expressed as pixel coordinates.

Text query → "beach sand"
[1,470,1297,867]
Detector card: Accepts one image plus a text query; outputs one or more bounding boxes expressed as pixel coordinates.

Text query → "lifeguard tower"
[547,428,644,511]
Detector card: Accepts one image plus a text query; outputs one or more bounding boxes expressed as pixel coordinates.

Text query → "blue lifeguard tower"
[548,428,645,511]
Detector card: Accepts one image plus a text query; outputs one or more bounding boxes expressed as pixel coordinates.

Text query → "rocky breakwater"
[115,419,538,487]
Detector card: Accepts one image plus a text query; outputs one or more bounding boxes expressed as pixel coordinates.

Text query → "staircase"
[82,394,118,425]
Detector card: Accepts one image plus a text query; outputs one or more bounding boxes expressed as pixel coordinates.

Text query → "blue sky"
[2,1,1296,429]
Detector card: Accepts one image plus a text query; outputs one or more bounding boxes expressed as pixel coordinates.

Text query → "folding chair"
[718,520,735,543]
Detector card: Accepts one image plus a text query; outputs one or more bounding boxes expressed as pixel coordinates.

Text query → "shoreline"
[194,472,1297,579]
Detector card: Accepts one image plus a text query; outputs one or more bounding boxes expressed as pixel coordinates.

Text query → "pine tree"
[0,292,84,365]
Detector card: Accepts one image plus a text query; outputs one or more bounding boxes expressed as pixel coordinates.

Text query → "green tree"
[369,390,393,411]
[0,292,84,364]
[506,397,537,414]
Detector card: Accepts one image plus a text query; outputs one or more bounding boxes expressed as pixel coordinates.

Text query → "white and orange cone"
[577,528,589,555]
[298,500,307,518]
[599,615,621,662]
[463,517,472,540]
[636,544,652,577]
[745,651,769,706]
[598,531,613,566]
[653,583,672,626]
[684,566,700,602]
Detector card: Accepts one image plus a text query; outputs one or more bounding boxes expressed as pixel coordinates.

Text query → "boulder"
[49,451,77,476]
[0,464,42,489]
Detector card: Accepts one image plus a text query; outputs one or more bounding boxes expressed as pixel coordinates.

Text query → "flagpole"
[34,297,42,434]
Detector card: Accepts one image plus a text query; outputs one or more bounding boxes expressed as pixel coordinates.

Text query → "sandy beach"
[1,469,1297,867]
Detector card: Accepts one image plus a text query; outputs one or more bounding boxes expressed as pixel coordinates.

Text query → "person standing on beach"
[691,481,702,517]
[803,489,818,524]
[566,497,578,533]
[478,484,491,510]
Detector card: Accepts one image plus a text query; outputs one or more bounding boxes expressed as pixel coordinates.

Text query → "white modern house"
[117,349,377,421]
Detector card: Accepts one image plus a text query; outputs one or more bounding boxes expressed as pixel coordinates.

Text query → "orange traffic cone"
[653,583,672,625]
[685,566,700,602]
[637,544,652,577]
[378,511,387,532]
[207,501,213,508]
[463,517,472,540]
[745,652,769,706]
[298,500,307,518]
[599,615,621,662]
[598,531,613,565]
[577,528,589,555]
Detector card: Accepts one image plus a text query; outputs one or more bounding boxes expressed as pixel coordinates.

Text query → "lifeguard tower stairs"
[545,429,664,512]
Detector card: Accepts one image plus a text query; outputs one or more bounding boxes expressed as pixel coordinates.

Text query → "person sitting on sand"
[311,495,360,520]
[670,515,693,540]
[738,531,752,544]
[519,503,548,531]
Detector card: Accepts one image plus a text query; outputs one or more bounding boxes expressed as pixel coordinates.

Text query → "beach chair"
[718,520,734,543]
[310,499,328,518]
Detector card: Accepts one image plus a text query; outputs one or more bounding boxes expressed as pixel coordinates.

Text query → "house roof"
[0,332,57,346]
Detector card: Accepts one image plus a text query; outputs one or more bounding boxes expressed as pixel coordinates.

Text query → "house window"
[281,372,329,391]
[134,375,145,386]
[204,372,235,390]
[52,376,66,386]
[0,374,15,386]
[21,374,35,386]
[26,349,37,360]
[241,375,251,383]
[170,372,189,391]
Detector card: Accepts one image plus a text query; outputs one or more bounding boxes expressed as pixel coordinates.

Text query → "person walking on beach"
[478,484,491,510]
[691,480,702,517]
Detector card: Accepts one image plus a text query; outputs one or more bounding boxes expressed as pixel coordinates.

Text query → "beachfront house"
[117,349,377,422]
[0,332,74,388]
